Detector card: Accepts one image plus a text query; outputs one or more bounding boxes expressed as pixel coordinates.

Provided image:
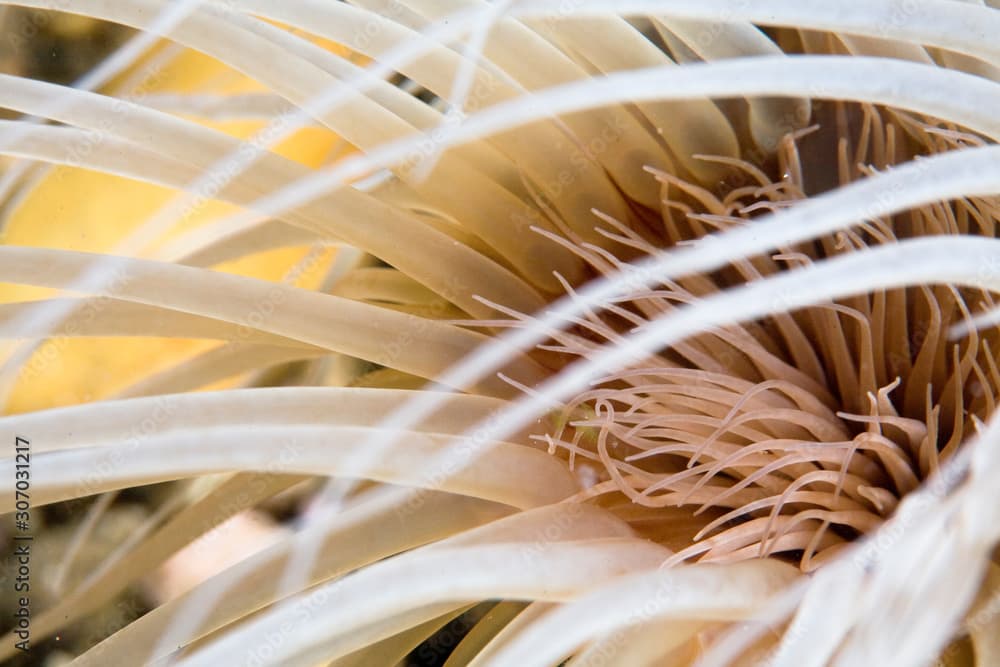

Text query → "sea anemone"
[2,2,1000,666]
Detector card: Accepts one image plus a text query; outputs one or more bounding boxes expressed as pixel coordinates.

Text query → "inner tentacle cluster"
[528,104,1000,571]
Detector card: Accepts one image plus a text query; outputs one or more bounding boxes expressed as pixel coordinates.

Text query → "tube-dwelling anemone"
[523,108,1000,573]
[1,3,1000,667]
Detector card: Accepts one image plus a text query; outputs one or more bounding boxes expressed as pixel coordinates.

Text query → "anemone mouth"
[485,103,1000,571]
